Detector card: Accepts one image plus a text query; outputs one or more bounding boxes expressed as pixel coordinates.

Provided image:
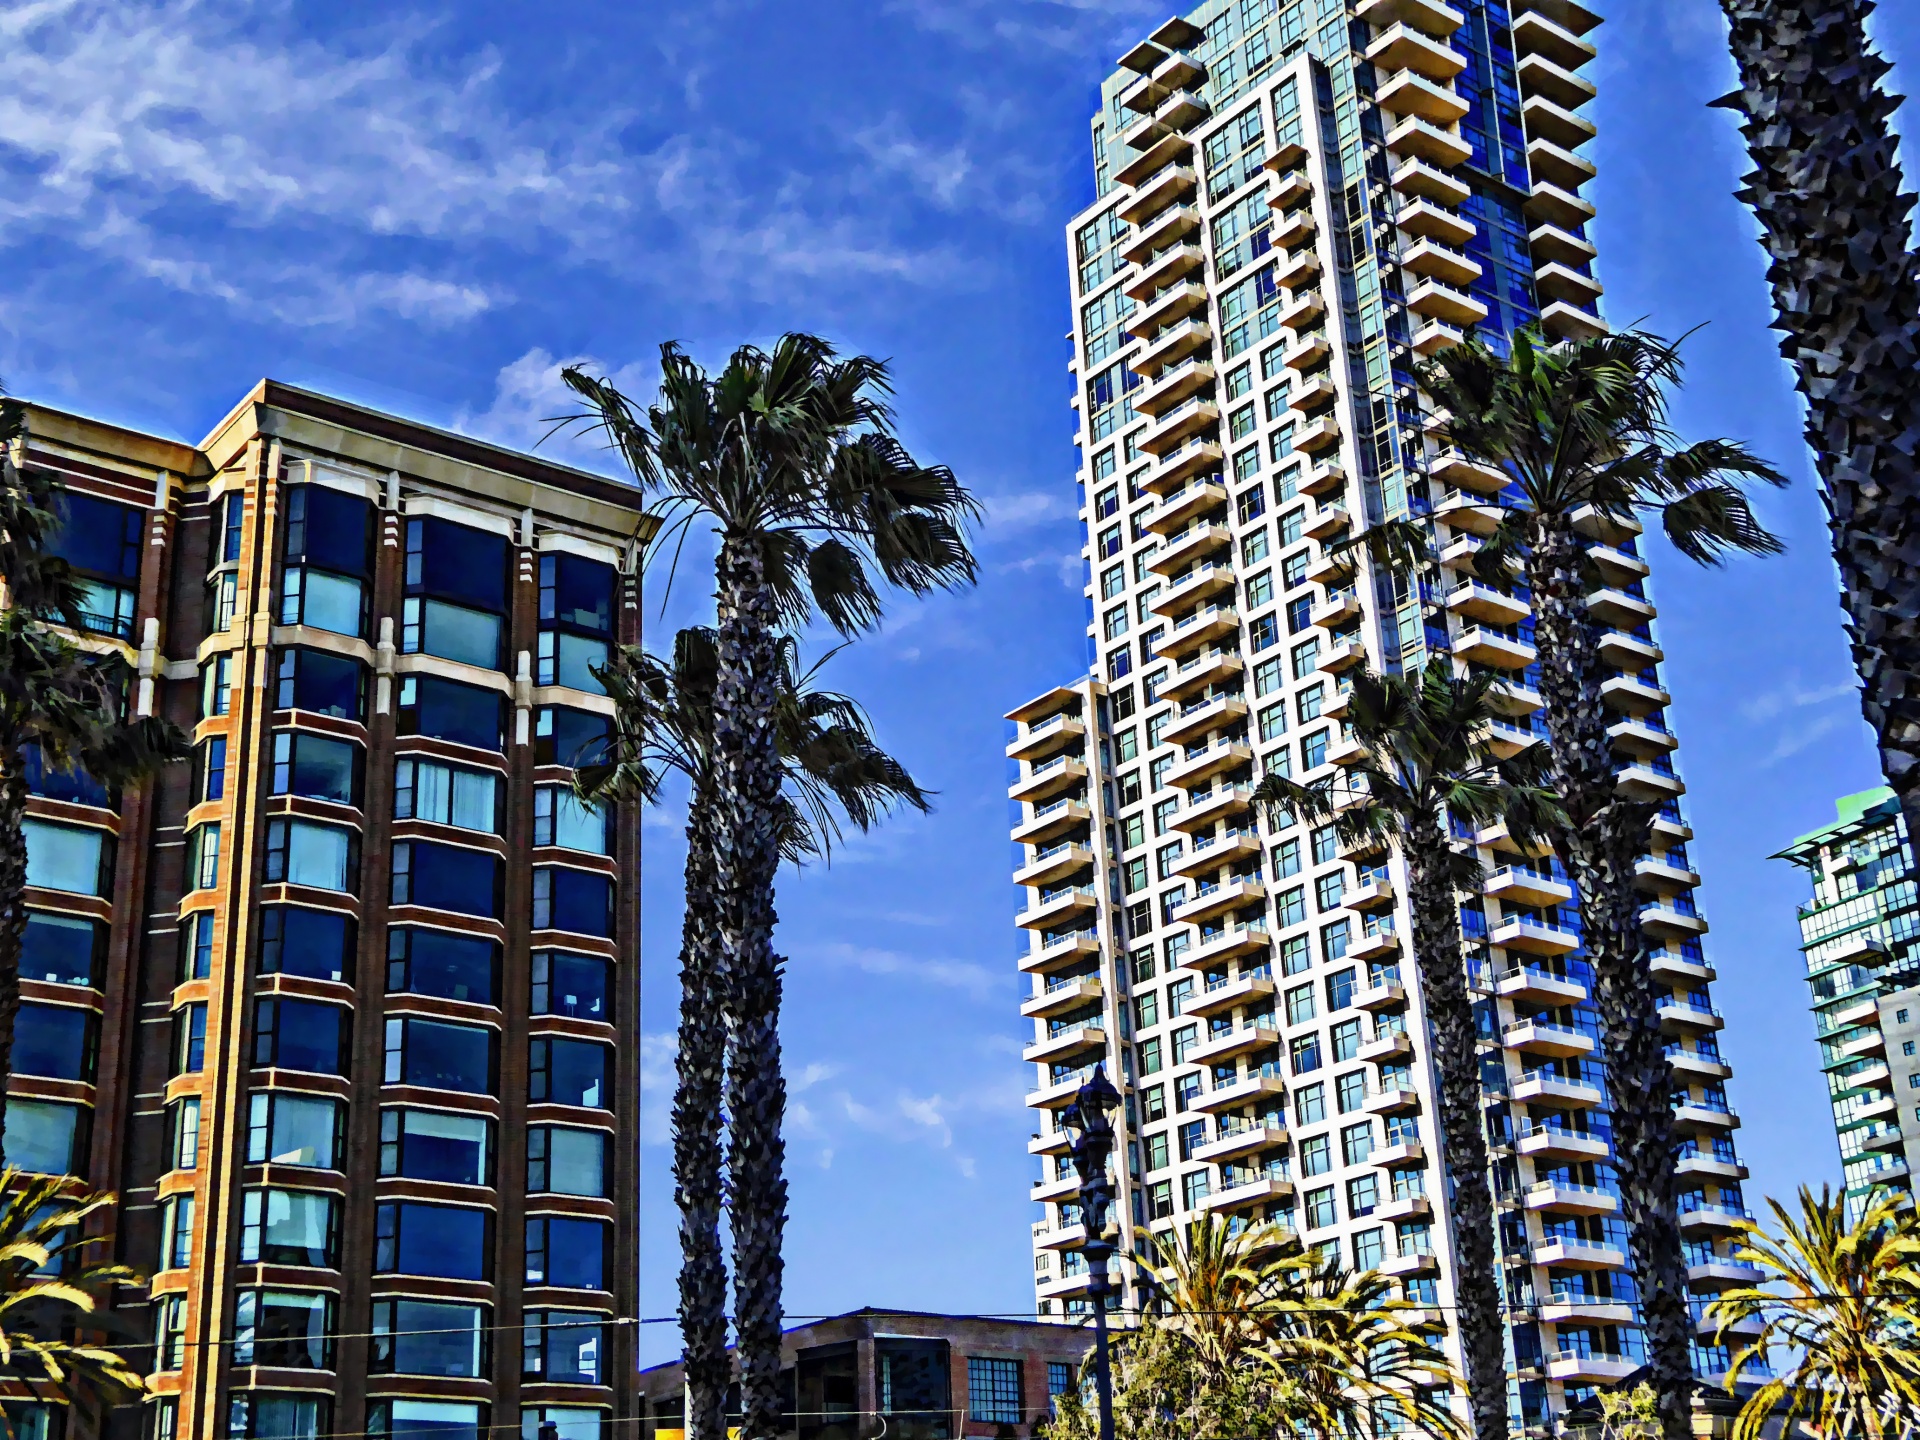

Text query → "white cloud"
[453,347,655,466]
[889,0,1167,54]
[803,940,1003,1001]
[1740,674,1858,723]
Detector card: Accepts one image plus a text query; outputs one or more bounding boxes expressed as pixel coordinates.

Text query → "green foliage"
[1596,1384,1662,1440]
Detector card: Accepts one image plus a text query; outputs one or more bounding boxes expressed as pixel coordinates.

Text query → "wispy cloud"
[1739,670,1867,766]
[888,0,1166,54]
[1740,673,1858,724]
[802,940,1004,1002]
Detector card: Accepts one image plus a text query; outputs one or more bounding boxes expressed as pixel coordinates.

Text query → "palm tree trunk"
[712,532,790,1440]
[676,778,730,1440]
[1525,514,1693,1440]
[1715,0,1920,846]
[0,762,26,1164]
[1402,813,1508,1440]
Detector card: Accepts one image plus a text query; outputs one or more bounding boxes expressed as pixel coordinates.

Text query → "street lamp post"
[1060,1063,1122,1440]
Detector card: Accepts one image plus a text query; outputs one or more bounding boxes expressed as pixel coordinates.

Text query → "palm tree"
[1139,1215,1294,1379]
[0,1170,147,1414]
[0,401,184,1159]
[1713,0,1920,844]
[1251,662,1557,1440]
[581,627,928,1440]
[1706,1186,1920,1440]
[1414,328,1786,1440]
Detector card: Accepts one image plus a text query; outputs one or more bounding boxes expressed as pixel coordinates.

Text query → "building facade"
[10,384,649,1440]
[637,1309,1092,1440]
[1777,787,1920,1221]
[1011,0,1759,1430]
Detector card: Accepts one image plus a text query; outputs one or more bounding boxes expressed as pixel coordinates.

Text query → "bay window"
[379,1108,493,1186]
[531,951,610,1022]
[263,818,357,892]
[391,841,502,918]
[233,1290,334,1369]
[274,647,365,721]
[257,905,354,983]
[375,1200,490,1280]
[23,912,104,988]
[239,1188,339,1268]
[385,1017,495,1095]
[531,867,611,936]
[393,758,499,832]
[403,518,509,671]
[23,819,111,896]
[253,998,350,1075]
[529,1037,609,1109]
[387,927,497,1006]
[524,1215,607,1290]
[371,1298,486,1377]
[527,1126,608,1197]
[397,676,505,752]
[246,1092,344,1168]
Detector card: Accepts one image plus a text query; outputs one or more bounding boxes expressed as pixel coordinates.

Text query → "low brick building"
[638,1309,1094,1440]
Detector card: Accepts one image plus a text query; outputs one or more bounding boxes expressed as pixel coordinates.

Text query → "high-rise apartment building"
[1011,0,1759,1428]
[10,384,648,1440]
[1777,787,1920,1221]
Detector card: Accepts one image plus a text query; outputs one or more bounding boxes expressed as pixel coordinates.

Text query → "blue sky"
[1,0,1915,1366]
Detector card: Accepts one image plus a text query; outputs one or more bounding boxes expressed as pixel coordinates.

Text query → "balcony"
[1657,997,1725,1033]
[1617,762,1685,802]
[1523,92,1598,154]
[1323,637,1367,673]
[1673,1100,1740,1133]
[1273,247,1319,290]
[1009,754,1088,803]
[1542,1295,1636,1327]
[1358,1029,1414,1064]
[1018,929,1099,976]
[1115,131,1192,189]
[1312,587,1362,629]
[1305,505,1351,544]
[1636,854,1697,893]
[1364,1084,1422,1116]
[1676,1149,1747,1183]
[1006,712,1087,762]
[1486,865,1573,909]
[1148,437,1225,495]
[1184,922,1273,967]
[1030,1171,1082,1204]
[1190,1071,1288,1115]
[1329,729,1367,768]
[1397,198,1477,247]
[1529,218,1599,272]
[1199,1175,1294,1214]
[1268,169,1313,212]
[1373,1139,1426,1168]
[1392,156,1472,208]
[1116,164,1198,226]
[1304,550,1355,589]
[1035,1269,1097,1301]
[1153,560,1236,610]
[1518,51,1597,111]
[1147,480,1228,534]
[1347,876,1396,911]
[1513,6,1597,67]
[1387,115,1473,168]
[1171,785,1255,833]
[1271,206,1317,252]
[1349,927,1401,964]
[1155,604,1239,660]
[1029,1128,1073,1157]
[1533,1235,1626,1271]
[1367,24,1469,82]
[1378,69,1470,125]
[1679,1200,1752,1234]
[1162,692,1248,744]
[1609,716,1677,758]
[1147,523,1233,575]
[1525,1180,1618,1216]
[1188,969,1277,1016]
[1301,458,1347,496]
[1023,1023,1108,1065]
[1291,372,1339,415]
[1026,1065,1100,1109]
[1430,451,1508,497]
[1012,797,1091,846]
[1408,279,1490,327]
[1548,1353,1640,1385]
[1511,1070,1604,1109]
[1597,628,1662,669]
[1543,300,1609,342]
[1688,1257,1766,1290]
[1034,1222,1089,1252]
[1170,827,1262,880]
[1503,1019,1594,1058]
[1120,204,1201,266]
[1412,317,1467,356]
[1455,625,1537,669]
[1402,238,1483,288]
[1140,398,1221,460]
[1163,648,1244,703]
[1014,842,1094,888]
[1279,288,1327,332]
[1136,317,1214,377]
[1496,963,1587,1006]
[1529,136,1596,192]
[1021,975,1103,1020]
[1193,1123,1289,1164]
[1380,1249,1439,1278]
[1642,900,1708,939]
[1601,672,1669,714]
[1017,885,1098,931]
[1285,332,1334,371]
[1127,282,1210,343]
[1357,971,1408,1011]
[1138,356,1215,417]
[1536,261,1605,309]
[1356,0,1466,36]
[1517,1123,1609,1162]
[1172,878,1268,925]
[1125,242,1206,302]
[1434,490,1502,536]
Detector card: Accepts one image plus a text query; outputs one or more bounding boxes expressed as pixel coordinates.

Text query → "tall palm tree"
[0,400,183,1159]
[1706,1186,1920,1440]
[581,627,928,1440]
[0,1170,147,1411]
[564,337,975,1439]
[1415,328,1786,1440]
[1251,662,1557,1440]
[1713,0,1920,843]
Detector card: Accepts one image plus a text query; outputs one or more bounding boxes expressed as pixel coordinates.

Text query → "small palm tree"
[1707,1186,1920,1440]
[0,401,184,1159]
[1415,327,1786,1440]
[1251,662,1556,1440]
[565,338,975,1439]
[1714,1,1920,845]
[1140,1215,1293,1378]
[0,1171,146,1412]
[580,627,928,1440]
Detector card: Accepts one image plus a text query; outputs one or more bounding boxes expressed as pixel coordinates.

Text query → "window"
[377,1201,490,1280]
[240,1188,340,1267]
[24,911,104,988]
[170,1097,201,1171]
[264,818,356,892]
[1290,1033,1322,1074]
[274,648,365,720]
[1342,1121,1375,1166]
[1299,1135,1331,1177]
[380,1108,494,1186]
[404,518,510,669]
[537,552,616,689]
[280,565,366,637]
[1315,871,1345,913]
[271,732,362,807]
[968,1358,1023,1425]
[23,819,111,896]
[174,1003,207,1074]
[201,654,233,717]
[1305,1185,1337,1229]
[371,1298,486,1377]
[155,1294,186,1371]
[524,1310,605,1385]
[52,491,142,638]
[246,1093,343,1168]
[389,928,499,1006]
[1182,1171,1210,1209]
[528,1127,609,1196]
[385,1017,496,1095]
[530,1037,610,1109]
[1348,1172,1380,1217]
[1134,992,1159,1030]
[185,821,220,892]
[234,1290,335,1370]
[1311,825,1339,865]
[1302,729,1329,771]
[180,911,213,982]
[258,906,354,982]
[1137,1037,1162,1076]
[370,1402,483,1440]
[4,1099,85,1176]
[192,735,228,805]
[228,1395,328,1440]
[284,483,371,576]
[14,1003,95,1082]
[161,1194,194,1269]
[253,998,350,1077]
[533,867,613,936]
[1145,1181,1174,1220]
[1144,1131,1169,1171]
[1049,1362,1074,1398]
[1330,1018,1362,1063]
[535,786,610,854]
[1352,1227,1385,1270]
[1280,936,1310,976]
[1906,1041,1916,1057]
[525,1214,608,1290]
[1276,886,1306,927]
[399,676,506,752]
[391,840,503,917]
[532,951,611,1021]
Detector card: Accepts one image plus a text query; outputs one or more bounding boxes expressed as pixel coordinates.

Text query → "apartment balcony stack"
[1776,789,1920,1223]
[1024,0,1753,1428]
[10,384,650,1440]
